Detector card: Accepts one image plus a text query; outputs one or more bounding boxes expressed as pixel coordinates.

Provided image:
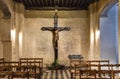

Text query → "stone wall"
[0,10,12,61]
[0,0,118,64]
[0,10,3,58]
[23,10,89,66]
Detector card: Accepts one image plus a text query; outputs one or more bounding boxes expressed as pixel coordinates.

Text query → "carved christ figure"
[41,27,70,49]
[41,12,71,64]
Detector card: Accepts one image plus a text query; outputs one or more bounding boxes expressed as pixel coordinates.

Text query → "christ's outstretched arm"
[58,27,71,31]
[41,27,54,31]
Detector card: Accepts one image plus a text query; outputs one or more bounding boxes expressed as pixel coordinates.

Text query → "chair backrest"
[85,60,110,70]
[80,70,97,79]
[20,58,43,70]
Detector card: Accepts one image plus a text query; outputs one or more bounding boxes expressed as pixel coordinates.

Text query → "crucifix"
[41,10,71,64]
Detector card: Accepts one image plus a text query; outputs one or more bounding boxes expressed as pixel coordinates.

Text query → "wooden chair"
[79,70,97,79]
[0,59,43,79]
[0,58,4,62]
[97,64,111,77]
[111,64,120,79]
[97,70,111,79]
[11,66,29,79]
[71,63,90,79]
[26,65,41,79]
[20,58,43,79]
[69,59,85,79]
[0,65,12,79]
[85,60,110,70]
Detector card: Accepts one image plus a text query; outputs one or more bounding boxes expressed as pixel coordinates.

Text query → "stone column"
[2,40,12,61]
[11,2,19,61]
[94,1,100,60]
[11,2,25,61]
[89,4,95,60]
[0,36,3,58]
[17,3,25,58]
[0,18,12,61]
[89,2,100,60]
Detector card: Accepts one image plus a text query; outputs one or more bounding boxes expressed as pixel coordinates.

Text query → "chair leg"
[71,73,73,79]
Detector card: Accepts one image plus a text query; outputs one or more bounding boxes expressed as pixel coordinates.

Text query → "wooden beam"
[21,0,28,6]
[87,0,93,6]
[65,0,69,7]
[61,0,64,6]
[25,6,88,10]
[72,0,78,6]
[79,0,85,6]
[36,0,41,6]
[69,0,73,7]
[39,0,43,6]
[49,0,53,6]
[32,0,38,6]
[41,0,44,6]
[76,0,82,6]
[28,0,34,6]
[54,0,59,6]
[83,0,90,7]
[44,0,48,6]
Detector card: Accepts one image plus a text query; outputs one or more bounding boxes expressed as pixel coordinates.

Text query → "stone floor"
[0,69,71,79]
[41,69,71,79]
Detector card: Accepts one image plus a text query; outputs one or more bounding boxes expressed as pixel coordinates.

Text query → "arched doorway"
[100,3,118,64]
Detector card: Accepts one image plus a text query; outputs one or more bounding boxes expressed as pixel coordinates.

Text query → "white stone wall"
[23,10,89,66]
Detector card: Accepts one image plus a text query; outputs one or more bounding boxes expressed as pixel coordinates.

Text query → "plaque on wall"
[68,54,83,59]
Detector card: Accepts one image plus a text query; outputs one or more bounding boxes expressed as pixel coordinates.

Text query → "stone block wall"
[23,10,89,66]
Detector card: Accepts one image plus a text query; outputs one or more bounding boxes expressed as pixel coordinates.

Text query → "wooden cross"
[41,12,71,64]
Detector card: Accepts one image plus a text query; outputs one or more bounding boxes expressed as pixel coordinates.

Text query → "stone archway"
[100,0,118,17]
[0,0,11,18]
[100,0,118,63]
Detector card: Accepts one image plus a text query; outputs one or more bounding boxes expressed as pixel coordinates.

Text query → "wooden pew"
[86,60,111,79]
[111,64,120,79]
[69,58,82,79]
[20,58,43,67]
[0,58,4,62]
[0,58,4,66]
[0,58,43,79]
[0,71,12,79]
[0,65,12,79]
[79,70,97,79]
[85,60,110,70]
[11,65,29,79]
[74,64,90,79]
[0,61,20,79]
[20,58,43,79]
[69,59,110,79]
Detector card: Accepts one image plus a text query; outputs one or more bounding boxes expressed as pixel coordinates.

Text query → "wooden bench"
[110,64,120,79]
[79,70,97,79]
[85,60,110,70]
[20,58,43,79]
[20,58,43,67]
[69,59,110,79]
[0,61,20,79]
[0,58,43,79]
[0,58,4,66]
[11,65,29,79]
[0,58,4,62]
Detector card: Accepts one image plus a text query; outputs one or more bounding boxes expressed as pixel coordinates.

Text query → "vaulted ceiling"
[14,0,98,10]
